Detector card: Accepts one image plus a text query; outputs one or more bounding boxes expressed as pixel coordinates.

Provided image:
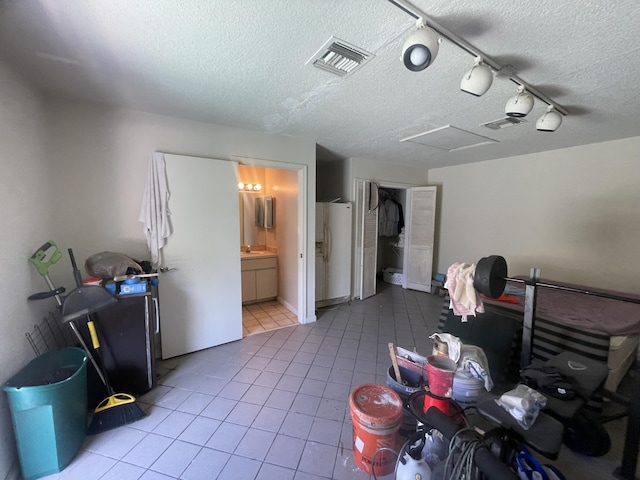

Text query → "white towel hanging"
[138,152,171,268]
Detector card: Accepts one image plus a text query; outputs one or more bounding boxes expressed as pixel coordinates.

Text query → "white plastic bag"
[495,384,547,430]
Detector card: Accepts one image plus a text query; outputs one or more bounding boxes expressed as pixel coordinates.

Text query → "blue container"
[120,280,147,294]
[104,281,116,295]
[4,348,88,480]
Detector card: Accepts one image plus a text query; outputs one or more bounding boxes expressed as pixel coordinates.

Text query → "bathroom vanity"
[240,252,278,304]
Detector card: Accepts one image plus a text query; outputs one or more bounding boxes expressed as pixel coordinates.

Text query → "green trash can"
[4,347,88,480]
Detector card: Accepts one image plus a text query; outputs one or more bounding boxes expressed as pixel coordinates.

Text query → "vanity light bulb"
[254,184,262,191]
[238,182,244,190]
[246,184,253,190]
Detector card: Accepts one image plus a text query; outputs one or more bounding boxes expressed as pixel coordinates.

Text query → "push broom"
[61,248,145,435]
[85,319,146,435]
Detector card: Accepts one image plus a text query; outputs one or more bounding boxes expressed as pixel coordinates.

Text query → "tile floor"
[38,282,637,479]
[242,300,298,337]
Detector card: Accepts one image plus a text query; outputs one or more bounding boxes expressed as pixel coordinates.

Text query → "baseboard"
[276,296,298,316]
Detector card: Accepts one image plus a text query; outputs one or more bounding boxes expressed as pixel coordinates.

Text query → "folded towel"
[445,262,485,320]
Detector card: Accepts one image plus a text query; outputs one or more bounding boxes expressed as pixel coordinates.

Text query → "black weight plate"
[474,255,508,298]
[562,412,611,457]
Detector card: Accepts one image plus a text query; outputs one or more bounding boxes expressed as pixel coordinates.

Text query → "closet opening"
[376,187,407,287]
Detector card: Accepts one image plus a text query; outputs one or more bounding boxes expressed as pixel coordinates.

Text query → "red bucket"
[349,384,403,476]
[426,355,456,398]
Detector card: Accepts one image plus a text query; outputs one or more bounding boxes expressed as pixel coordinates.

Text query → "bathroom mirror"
[265,196,274,229]
[239,192,266,247]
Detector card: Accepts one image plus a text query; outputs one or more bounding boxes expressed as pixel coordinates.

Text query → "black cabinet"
[86,292,158,395]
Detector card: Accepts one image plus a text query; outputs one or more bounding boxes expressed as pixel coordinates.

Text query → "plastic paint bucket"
[452,370,486,406]
[386,365,423,398]
[426,355,456,398]
[386,366,423,437]
[350,384,403,476]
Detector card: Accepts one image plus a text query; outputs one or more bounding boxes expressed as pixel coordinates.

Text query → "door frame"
[352,177,422,299]
[233,155,308,326]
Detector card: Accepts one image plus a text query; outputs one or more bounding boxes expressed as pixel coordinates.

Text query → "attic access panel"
[400,125,498,152]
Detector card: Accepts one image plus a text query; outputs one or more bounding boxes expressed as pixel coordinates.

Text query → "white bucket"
[452,370,486,405]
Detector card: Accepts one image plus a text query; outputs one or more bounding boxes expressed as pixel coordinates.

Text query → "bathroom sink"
[240,251,275,258]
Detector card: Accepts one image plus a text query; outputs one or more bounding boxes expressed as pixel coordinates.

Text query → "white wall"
[0,62,52,479]
[344,156,431,202]
[429,137,640,293]
[265,168,299,313]
[44,100,317,322]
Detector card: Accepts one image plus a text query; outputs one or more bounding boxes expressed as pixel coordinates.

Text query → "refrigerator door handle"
[153,297,160,334]
[326,225,332,262]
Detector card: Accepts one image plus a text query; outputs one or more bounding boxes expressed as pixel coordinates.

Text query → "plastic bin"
[4,347,88,480]
[382,267,403,285]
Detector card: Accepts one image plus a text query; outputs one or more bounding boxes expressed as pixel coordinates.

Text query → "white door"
[403,186,437,292]
[159,154,242,359]
[356,180,378,299]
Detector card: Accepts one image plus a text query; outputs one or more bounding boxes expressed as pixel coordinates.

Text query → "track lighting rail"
[388,0,568,116]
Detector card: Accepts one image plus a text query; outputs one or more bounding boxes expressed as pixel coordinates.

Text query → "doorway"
[354,179,437,300]
[236,158,306,336]
[376,187,407,288]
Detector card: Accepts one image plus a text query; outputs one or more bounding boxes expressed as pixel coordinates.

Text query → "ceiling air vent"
[306,36,374,77]
[481,117,528,130]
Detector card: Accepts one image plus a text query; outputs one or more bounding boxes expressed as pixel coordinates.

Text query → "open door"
[355,180,378,299]
[159,154,242,359]
[403,186,437,292]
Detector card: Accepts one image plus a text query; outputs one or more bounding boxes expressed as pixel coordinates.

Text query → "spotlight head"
[460,58,494,97]
[505,86,534,117]
[402,25,439,72]
[536,106,563,132]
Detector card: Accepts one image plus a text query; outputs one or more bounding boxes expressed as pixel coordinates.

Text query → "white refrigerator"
[315,202,353,308]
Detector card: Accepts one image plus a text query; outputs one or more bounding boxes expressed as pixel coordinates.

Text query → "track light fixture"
[390,0,569,133]
[460,57,494,97]
[505,85,534,117]
[401,22,440,72]
[536,105,563,132]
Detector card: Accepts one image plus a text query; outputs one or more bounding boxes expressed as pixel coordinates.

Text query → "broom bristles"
[87,398,146,435]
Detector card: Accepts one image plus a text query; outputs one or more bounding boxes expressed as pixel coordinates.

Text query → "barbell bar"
[473,255,640,305]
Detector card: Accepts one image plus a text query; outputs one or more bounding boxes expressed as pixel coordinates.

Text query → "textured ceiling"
[1,0,639,168]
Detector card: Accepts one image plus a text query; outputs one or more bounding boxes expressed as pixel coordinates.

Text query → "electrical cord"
[370,446,399,480]
[444,428,485,480]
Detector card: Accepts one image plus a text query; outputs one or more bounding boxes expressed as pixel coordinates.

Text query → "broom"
[86,319,146,435]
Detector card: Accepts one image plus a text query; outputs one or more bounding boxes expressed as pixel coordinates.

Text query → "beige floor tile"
[246,324,267,335]
[258,321,280,330]
[275,318,295,327]
[242,300,297,337]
